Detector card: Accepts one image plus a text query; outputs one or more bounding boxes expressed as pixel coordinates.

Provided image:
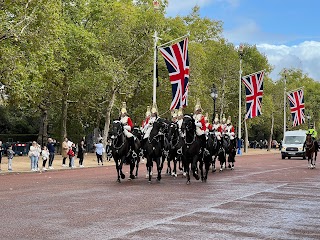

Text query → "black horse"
[227,137,237,170]
[304,134,316,169]
[144,118,167,183]
[218,134,230,172]
[181,114,201,184]
[166,122,183,177]
[131,126,142,177]
[110,120,137,182]
[200,131,218,181]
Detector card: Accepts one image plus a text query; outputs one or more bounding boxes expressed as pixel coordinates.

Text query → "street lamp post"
[210,84,218,123]
[307,113,311,129]
[237,45,244,155]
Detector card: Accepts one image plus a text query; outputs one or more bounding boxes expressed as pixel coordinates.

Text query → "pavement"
[0,148,280,174]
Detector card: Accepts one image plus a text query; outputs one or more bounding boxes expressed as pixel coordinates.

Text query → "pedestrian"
[68,143,76,168]
[0,140,3,172]
[106,139,112,162]
[7,145,14,171]
[41,145,49,171]
[28,141,41,172]
[61,137,69,167]
[47,138,56,169]
[77,140,85,167]
[94,138,104,166]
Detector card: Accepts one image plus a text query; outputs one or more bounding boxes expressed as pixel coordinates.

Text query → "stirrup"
[132,151,137,158]
[177,148,182,155]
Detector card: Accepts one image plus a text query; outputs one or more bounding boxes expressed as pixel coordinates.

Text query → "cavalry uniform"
[225,116,235,140]
[177,107,184,137]
[171,109,178,123]
[141,106,151,131]
[143,103,158,139]
[120,102,134,138]
[193,99,208,155]
[218,114,227,135]
[204,113,213,134]
[212,114,222,140]
[119,102,136,155]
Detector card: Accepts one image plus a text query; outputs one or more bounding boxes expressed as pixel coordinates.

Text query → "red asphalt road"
[1,153,320,240]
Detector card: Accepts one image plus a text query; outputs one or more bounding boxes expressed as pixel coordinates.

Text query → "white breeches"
[196,128,205,136]
[124,129,133,138]
[215,131,221,140]
[143,127,152,139]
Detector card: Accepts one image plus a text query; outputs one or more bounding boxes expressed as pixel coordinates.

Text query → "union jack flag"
[242,70,265,119]
[287,89,305,127]
[159,38,189,110]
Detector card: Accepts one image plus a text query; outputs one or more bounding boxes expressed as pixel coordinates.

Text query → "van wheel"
[288,156,291,159]
[303,156,306,160]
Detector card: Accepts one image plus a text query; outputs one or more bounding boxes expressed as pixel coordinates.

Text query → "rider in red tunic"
[119,102,136,156]
[193,98,209,155]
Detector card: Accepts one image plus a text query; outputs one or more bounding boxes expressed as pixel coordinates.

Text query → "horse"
[304,134,316,169]
[218,134,230,172]
[131,126,142,177]
[144,118,167,183]
[226,137,237,170]
[166,121,183,178]
[200,131,218,181]
[181,114,202,184]
[109,120,137,182]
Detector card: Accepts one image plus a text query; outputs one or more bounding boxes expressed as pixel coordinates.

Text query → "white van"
[281,130,307,159]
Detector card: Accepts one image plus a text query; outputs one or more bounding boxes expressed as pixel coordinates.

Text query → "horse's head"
[169,122,179,139]
[110,120,124,138]
[182,114,195,133]
[132,126,142,140]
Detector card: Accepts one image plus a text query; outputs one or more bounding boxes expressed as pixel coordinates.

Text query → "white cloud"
[257,41,320,81]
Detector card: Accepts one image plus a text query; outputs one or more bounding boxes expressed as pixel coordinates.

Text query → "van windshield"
[284,136,305,144]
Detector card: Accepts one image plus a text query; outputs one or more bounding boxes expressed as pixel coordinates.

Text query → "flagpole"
[153,30,159,104]
[283,70,287,137]
[238,45,244,155]
[158,34,189,48]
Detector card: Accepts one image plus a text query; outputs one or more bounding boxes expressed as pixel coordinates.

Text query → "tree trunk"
[219,76,226,120]
[244,119,248,153]
[37,105,48,146]
[60,75,69,152]
[268,113,274,151]
[102,88,116,157]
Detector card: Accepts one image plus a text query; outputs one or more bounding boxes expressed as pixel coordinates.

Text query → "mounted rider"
[141,105,151,130]
[225,116,235,140]
[218,114,227,135]
[307,123,318,140]
[204,113,213,134]
[177,107,184,137]
[193,98,209,156]
[171,109,178,123]
[119,102,137,156]
[212,113,222,140]
[142,102,159,140]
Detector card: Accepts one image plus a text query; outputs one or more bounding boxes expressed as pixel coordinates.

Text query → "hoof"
[121,173,125,179]
[228,164,231,168]
[148,180,152,184]
[219,168,223,172]
[117,179,121,183]
[212,168,216,173]
[156,178,161,182]
[128,175,135,180]
[186,180,190,185]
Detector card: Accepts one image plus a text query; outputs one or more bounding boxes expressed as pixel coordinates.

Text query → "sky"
[165,0,320,81]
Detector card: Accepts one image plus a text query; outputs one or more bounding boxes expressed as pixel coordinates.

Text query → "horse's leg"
[192,155,200,181]
[120,156,126,179]
[135,157,140,177]
[173,156,178,178]
[212,154,216,172]
[129,157,135,180]
[185,160,191,184]
[156,157,162,182]
[166,155,171,175]
[199,157,204,182]
[115,158,121,183]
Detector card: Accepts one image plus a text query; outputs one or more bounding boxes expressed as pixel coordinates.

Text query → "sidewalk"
[0,148,279,175]
[0,153,115,174]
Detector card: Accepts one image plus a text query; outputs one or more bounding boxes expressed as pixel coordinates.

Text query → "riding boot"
[129,137,137,158]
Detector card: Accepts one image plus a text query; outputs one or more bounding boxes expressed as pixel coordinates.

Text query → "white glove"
[124,125,131,131]
[195,122,202,128]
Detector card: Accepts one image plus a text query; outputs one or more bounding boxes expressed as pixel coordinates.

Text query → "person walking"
[68,143,76,168]
[77,140,85,167]
[61,137,69,167]
[7,145,14,171]
[41,145,49,171]
[94,138,104,166]
[47,138,56,169]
